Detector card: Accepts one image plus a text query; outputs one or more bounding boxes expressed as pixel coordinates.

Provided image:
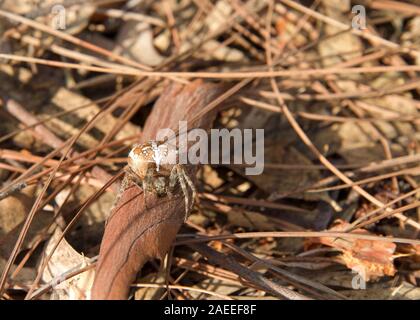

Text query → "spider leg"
[120,170,133,192]
[124,165,142,187]
[142,167,154,210]
[175,166,190,220]
[168,165,178,196]
[107,166,143,226]
[179,167,197,210]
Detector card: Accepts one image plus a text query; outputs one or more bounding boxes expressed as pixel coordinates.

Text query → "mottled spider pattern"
[122,140,196,219]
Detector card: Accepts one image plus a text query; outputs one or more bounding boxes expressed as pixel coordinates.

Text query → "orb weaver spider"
[122,140,196,220]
